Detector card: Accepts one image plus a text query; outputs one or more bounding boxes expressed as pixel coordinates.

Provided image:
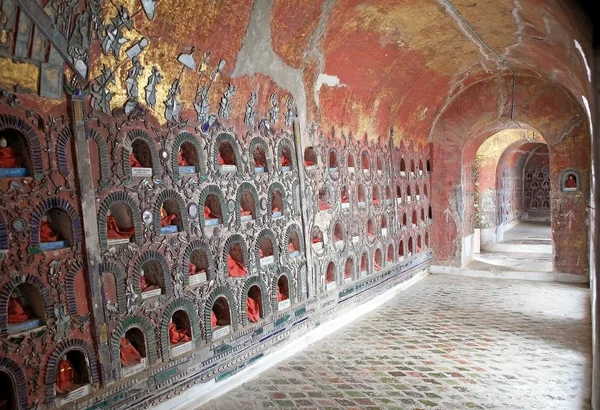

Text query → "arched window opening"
[160,199,181,234]
[55,350,91,398]
[204,193,223,227]
[140,260,164,299]
[347,153,355,173]
[372,186,379,205]
[288,230,300,258]
[341,185,350,211]
[325,262,336,291]
[169,310,193,356]
[387,244,394,264]
[381,216,388,236]
[374,249,382,271]
[211,297,231,339]
[178,141,199,175]
[7,283,45,334]
[426,159,431,173]
[328,150,338,172]
[318,188,330,211]
[120,328,147,376]
[227,242,248,277]
[240,190,256,222]
[0,128,31,177]
[218,140,237,172]
[277,275,291,310]
[361,151,370,175]
[400,158,406,176]
[334,222,344,250]
[253,145,268,173]
[344,258,353,283]
[246,285,263,323]
[130,139,153,177]
[311,227,324,253]
[188,249,209,286]
[360,253,368,276]
[357,184,366,209]
[281,145,292,172]
[0,371,17,410]
[259,236,275,267]
[106,202,135,246]
[40,209,72,250]
[304,147,317,170]
[398,240,405,261]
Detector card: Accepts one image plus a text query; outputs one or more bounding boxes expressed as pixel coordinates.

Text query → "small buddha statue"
[56,358,80,394]
[211,310,218,328]
[312,236,322,244]
[160,207,177,227]
[178,148,189,167]
[565,174,577,188]
[342,192,349,203]
[188,262,205,276]
[247,297,260,323]
[374,261,381,271]
[106,210,135,240]
[0,136,24,168]
[282,156,290,166]
[140,275,159,292]
[119,337,142,367]
[288,242,297,253]
[272,206,281,215]
[168,322,191,344]
[277,286,286,302]
[227,254,247,277]
[304,159,314,167]
[7,291,30,323]
[204,206,216,219]
[240,206,252,217]
[318,200,329,211]
[130,153,143,168]
[40,215,61,242]
[254,156,266,168]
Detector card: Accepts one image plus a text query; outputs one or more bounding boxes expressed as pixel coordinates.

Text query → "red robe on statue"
[227,254,248,277]
[0,146,24,168]
[178,149,189,166]
[312,237,321,244]
[304,160,314,167]
[106,215,135,240]
[168,322,191,344]
[282,156,290,166]
[7,297,30,323]
[247,297,260,323]
[160,208,177,227]
[41,221,61,242]
[277,286,287,302]
[211,311,217,328]
[204,206,217,219]
[272,207,280,215]
[140,276,159,292]
[120,337,142,367]
[130,153,142,168]
[254,158,266,168]
[56,359,79,394]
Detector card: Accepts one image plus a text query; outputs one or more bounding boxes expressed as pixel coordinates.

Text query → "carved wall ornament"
[284,98,294,127]
[195,87,210,123]
[125,57,144,114]
[244,93,258,126]
[145,66,163,109]
[101,5,132,58]
[164,78,184,122]
[90,65,115,114]
[269,93,279,124]
[219,84,236,119]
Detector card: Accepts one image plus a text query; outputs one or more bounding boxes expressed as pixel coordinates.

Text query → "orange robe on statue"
[304,160,314,167]
[120,337,142,367]
[0,146,24,168]
[140,276,159,292]
[8,297,29,323]
[130,153,142,168]
[312,237,321,244]
[204,206,217,219]
[565,177,577,188]
[227,254,248,277]
[41,220,61,242]
[375,261,382,271]
[247,297,260,323]
[277,286,286,302]
[319,201,329,211]
[288,243,297,253]
[160,208,177,227]
[178,149,189,166]
[218,154,226,165]
[56,359,79,394]
[282,156,290,166]
[106,215,135,240]
[168,322,191,344]
[272,207,280,215]
[240,208,252,217]
[211,311,217,328]
[255,158,266,168]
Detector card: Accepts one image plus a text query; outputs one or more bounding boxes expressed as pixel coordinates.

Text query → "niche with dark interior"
[56,350,90,395]
[131,139,153,171]
[398,240,405,259]
[212,297,231,328]
[204,193,223,226]
[402,213,407,227]
[361,151,370,174]
[428,206,432,220]
[228,242,247,277]
[412,210,418,226]
[170,310,192,345]
[325,262,336,285]
[272,189,284,217]
[0,128,32,177]
[372,186,379,205]
[426,159,431,173]
[0,370,16,410]
[421,208,425,223]
[419,159,424,175]
[288,230,301,257]
[140,260,164,297]
[406,185,412,201]
[328,150,338,172]
[357,184,366,208]
[374,249,382,271]
[396,185,402,202]
[108,202,135,244]
[417,235,423,253]
[333,222,344,249]
[424,184,428,198]
[123,327,146,362]
[416,185,421,199]
[341,185,350,210]
[381,215,388,236]
[189,249,209,282]
[253,144,268,173]
[278,275,290,301]
[347,153,355,172]
[410,160,416,175]
[360,253,368,275]
[318,188,330,211]
[218,140,236,167]
[40,209,72,249]
[367,218,375,238]
[385,186,392,205]
[160,199,181,234]
[376,155,383,174]
[259,236,274,266]
[281,145,293,172]
[408,237,414,255]
[247,285,263,322]
[303,147,317,169]
[7,283,46,334]
[311,226,324,252]
[387,244,394,263]
[400,158,406,175]
[178,142,199,174]
[344,258,353,282]
[240,190,256,222]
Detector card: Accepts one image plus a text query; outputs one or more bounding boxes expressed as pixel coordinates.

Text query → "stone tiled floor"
[200,275,591,410]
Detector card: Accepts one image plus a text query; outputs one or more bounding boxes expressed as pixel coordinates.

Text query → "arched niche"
[30,198,83,250]
[124,130,160,179]
[396,185,402,204]
[250,137,269,174]
[5,282,46,334]
[328,149,338,173]
[421,208,425,223]
[187,246,211,287]
[361,150,370,176]
[154,189,188,234]
[41,208,72,250]
[406,185,412,201]
[98,192,142,249]
[168,310,193,356]
[172,132,205,180]
[400,158,407,176]
[325,261,336,291]
[269,183,286,218]
[428,205,432,220]
[311,226,324,255]
[412,210,418,226]
[318,187,331,211]
[118,327,148,377]
[407,237,414,256]
[419,159,424,176]
[286,227,302,259]
[333,221,345,251]
[340,185,350,212]
[367,218,375,239]
[347,153,355,173]
[0,127,33,178]
[425,232,430,247]
[0,363,26,410]
[237,183,259,223]
[0,114,43,178]
[360,252,369,276]
[376,155,384,175]
[215,134,239,174]
[381,215,388,236]
[246,285,263,324]
[223,234,249,278]
[256,229,277,268]
[416,185,421,200]
[372,186,380,205]
[65,262,89,317]
[374,248,383,271]
[135,251,172,299]
[303,146,317,170]
[417,235,423,253]
[426,159,431,173]
[386,243,394,264]
[398,240,405,260]
[276,274,291,311]
[202,189,226,227]
[385,186,392,205]
[211,296,232,340]
[410,159,416,175]
[560,169,580,192]
[100,262,126,314]
[279,139,295,173]
[402,212,407,227]
[343,257,354,283]
[357,184,366,209]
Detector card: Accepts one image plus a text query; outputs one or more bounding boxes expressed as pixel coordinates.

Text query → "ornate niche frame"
[254,228,279,271]
[182,240,215,287]
[198,185,229,228]
[121,129,161,182]
[100,262,127,315]
[110,316,158,377]
[171,131,206,181]
[236,182,260,225]
[342,252,357,283]
[213,132,243,177]
[272,267,296,313]
[240,275,271,327]
[160,298,202,359]
[0,113,44,178]
[277,137,297,175]
[97,191,144,250]
[29,197,83,251]
[133,250,173,297]
[267,182,287,219]
[249,136,271,176]
[284,223,305,261]
[560,168,581,193]
[65,261,86,317]
[0,356,29,410]
[222,234,250,278]
[203,286,239,342]
[153,189,190,234]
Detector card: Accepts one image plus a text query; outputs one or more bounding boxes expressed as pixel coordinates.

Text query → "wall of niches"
[302,129,432,295]
[524,151,551,214]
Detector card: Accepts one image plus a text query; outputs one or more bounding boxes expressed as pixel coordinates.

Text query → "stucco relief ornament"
[145,66,162,108]
[101,6,132,58]
[90,65,115,114]
[219,84,236,119]
[68,11,91,65]
[125,57,144,114]
[164,78,184,122]
[195,87,210,123]
[244,93,258,126]
[285,98,295,127]
[269,93,279,124]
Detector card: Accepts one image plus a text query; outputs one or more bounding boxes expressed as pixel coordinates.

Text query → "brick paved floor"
[200,275,591,410]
